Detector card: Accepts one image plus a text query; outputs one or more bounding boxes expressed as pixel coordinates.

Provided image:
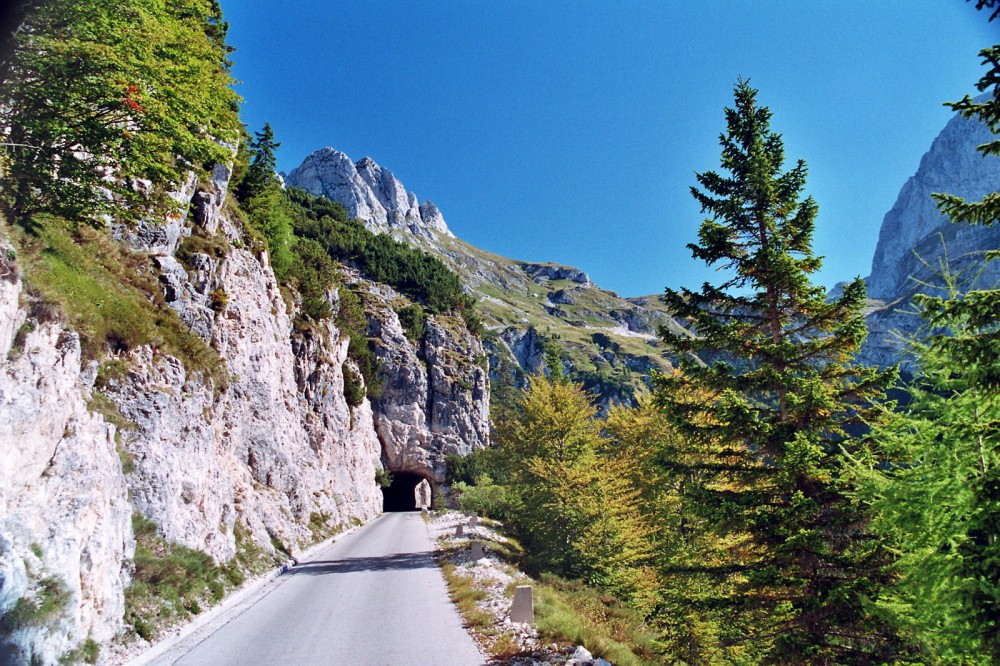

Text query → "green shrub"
[453,479,516,521]
[0,576,71,632]
[396,304,426,341]
[208,288,228,313]
[375,468,394,488]
[343,363,366,407]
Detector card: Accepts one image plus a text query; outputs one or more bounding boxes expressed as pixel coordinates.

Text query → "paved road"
[152,512,485,666]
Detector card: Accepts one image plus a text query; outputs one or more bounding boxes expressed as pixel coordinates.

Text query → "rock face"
[868,111,1000,300]
[0,154,487,662]
[286,148,679,409]
[363,284,489,482]
[285,148,453,239]
[0,308,132,663]
[859,109,1000,369]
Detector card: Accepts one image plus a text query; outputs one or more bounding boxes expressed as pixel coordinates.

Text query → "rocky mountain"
[859,109,1000,368]
[287,148,452,239]
[286,149,682,408]
[0,161,487,663]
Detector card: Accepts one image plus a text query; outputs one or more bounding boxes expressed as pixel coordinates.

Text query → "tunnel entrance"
[382,472,432,512]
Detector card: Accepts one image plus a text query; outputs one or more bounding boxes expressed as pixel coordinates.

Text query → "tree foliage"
[495,374,659,609]
[855,10,1000,660]
[856,280,1000,664]
[0,0,240,227]
[284,186,473,316]
[654,80,900,662]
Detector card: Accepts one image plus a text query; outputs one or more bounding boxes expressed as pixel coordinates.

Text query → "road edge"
[122,515,383,666]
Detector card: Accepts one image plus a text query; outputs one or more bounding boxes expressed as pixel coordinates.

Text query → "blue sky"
[222,1,997,297]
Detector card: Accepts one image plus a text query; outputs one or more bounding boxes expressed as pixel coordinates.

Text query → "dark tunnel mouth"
[381,471,432,512]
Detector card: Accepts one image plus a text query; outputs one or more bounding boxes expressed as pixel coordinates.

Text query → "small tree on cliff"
[654,80,900,662]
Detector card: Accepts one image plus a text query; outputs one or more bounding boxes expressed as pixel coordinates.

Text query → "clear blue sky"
[221,1,997,297]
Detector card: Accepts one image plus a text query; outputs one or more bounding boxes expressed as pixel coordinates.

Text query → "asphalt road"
[152,512,485,666]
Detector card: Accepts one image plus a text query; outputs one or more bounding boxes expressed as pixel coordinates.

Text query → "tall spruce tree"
[654,81,900,663]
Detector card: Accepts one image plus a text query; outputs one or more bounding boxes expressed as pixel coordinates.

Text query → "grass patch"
[86,391,136,433]
[0,575,71,633]
[532,573,661,666]
[439,561,493,631]
[175,229,229,270]
[58,638,99,664]
[123,514,274,642]
[12,215,226,388]
[306,512,344,544]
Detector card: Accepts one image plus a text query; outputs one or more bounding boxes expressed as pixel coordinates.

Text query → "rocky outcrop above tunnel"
[363,284,490,483]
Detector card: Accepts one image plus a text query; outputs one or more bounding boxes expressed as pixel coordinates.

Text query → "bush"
[453,478,516,521]
[375,468,394,488]
[396,304,426,341]
[343,363,366,407]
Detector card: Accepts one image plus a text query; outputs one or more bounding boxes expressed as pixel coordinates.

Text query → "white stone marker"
[510,585,534,624]
[471,540,484,561]
[468,514,478,528]
[455,524,464,538]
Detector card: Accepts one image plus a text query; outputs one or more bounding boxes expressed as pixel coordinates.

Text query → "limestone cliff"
[0,157,488,663]
[286,148,453,239]
[858,108,1000,369]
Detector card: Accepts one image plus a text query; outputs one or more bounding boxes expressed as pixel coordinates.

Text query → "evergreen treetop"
[655,80,900,663]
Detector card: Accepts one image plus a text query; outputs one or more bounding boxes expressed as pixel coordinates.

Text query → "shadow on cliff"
[285,552,436,576]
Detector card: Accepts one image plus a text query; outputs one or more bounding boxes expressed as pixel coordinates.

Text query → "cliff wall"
[0,160,488,663]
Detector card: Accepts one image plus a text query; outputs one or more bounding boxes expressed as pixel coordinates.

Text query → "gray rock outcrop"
[363,287,489,482]
[868,111,1000,300]
[858,108,1000,370]
[285,148,453,239]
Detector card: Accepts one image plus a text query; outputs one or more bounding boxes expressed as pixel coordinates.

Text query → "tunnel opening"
[382,471,432,512]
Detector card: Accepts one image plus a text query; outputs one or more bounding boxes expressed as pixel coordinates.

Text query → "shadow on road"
[285,551,437,576]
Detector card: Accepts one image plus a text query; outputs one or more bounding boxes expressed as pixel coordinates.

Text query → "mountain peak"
[286,148,453,239]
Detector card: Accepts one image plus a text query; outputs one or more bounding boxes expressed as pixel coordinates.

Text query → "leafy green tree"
[855,8,1000,660]
[0,0,240,227]
[856,269,1000,664]
[654,80,900,662]
[499,374,658,608]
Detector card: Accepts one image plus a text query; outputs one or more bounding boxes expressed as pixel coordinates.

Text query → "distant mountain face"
[867,112,1000,300]
[859,109,1000,368]
[286,148,452,239]
[287,149,680,408]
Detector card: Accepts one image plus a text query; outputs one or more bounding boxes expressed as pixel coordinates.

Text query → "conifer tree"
[654,80,899,662]
[235,123,280,204]
[856,7,1000,660]
[856,267,1000,664]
